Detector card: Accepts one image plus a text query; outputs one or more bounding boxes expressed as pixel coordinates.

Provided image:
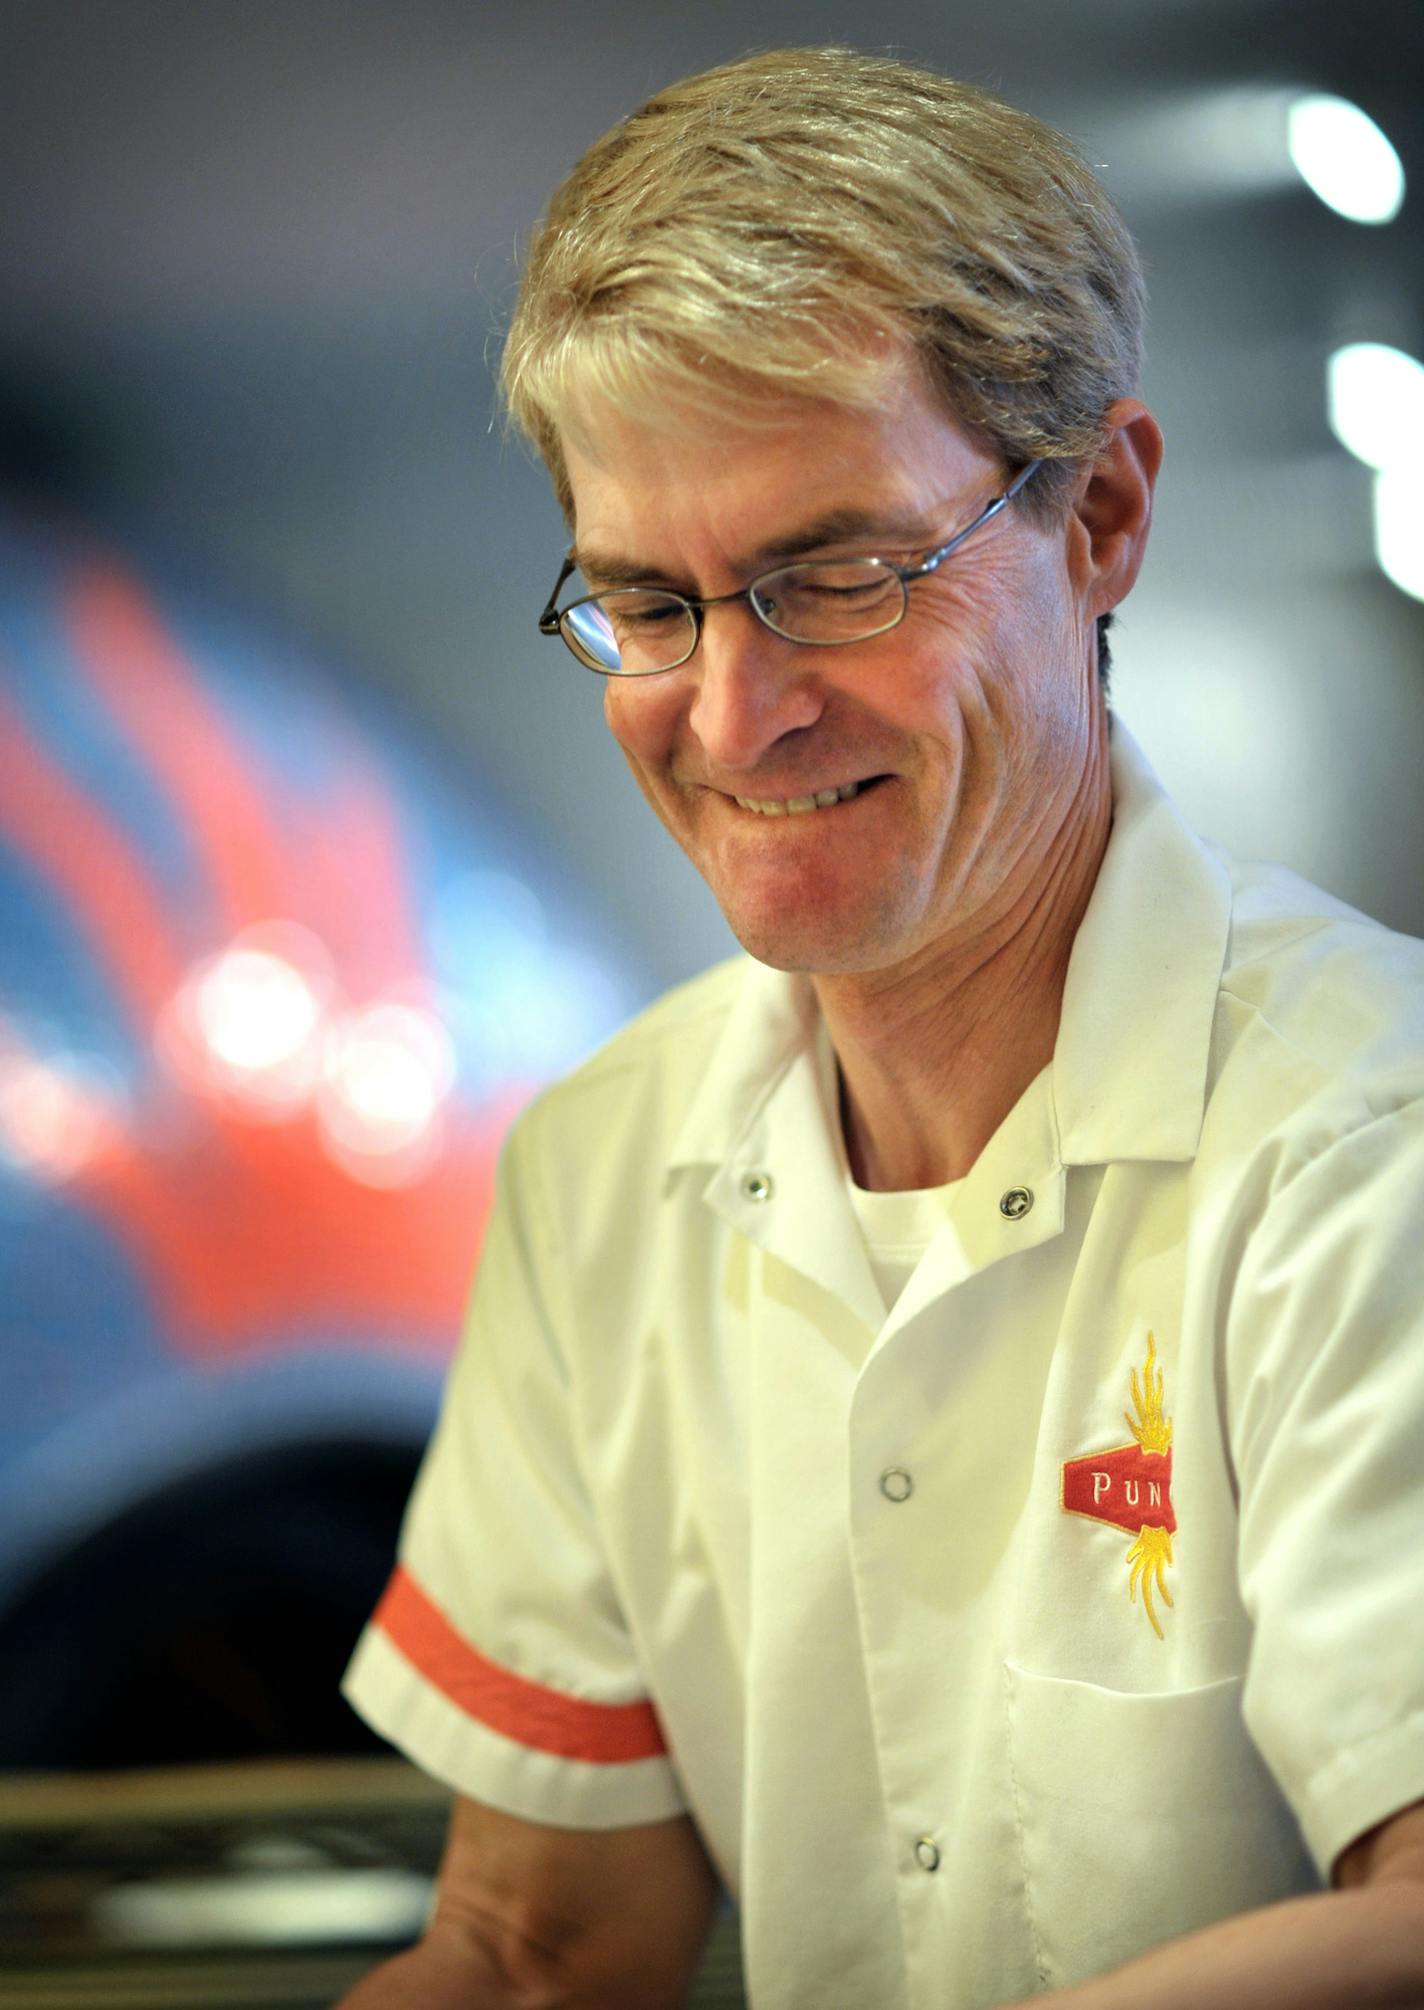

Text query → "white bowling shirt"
[344,720,1424,2009]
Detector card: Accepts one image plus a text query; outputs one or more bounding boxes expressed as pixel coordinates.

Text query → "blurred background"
[0,1,1419,2003]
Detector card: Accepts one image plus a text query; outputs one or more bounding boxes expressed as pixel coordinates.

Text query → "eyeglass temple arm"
[539,552,579,635]
[1001,459,1041,503]
[912,459,1041,581]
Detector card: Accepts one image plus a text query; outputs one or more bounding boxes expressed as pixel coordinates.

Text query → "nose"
[685,603,824,771]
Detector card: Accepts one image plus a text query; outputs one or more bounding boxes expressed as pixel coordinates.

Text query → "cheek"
[930,543,1080,694]
[603,681,646,758]
[890,552,1088,800]
[603,679,680,774]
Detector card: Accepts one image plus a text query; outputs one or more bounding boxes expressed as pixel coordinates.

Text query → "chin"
[722,905,910,978]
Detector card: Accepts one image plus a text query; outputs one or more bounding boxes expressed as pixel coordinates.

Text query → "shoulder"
[1211,854,1424,1138]
[1198,852,1424,1181]
[1222,855,1424,1027]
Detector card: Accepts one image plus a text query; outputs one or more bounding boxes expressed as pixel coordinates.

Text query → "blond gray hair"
[502,46,1146,529]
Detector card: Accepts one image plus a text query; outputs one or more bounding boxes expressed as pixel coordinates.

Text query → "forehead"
[560,371,999,572]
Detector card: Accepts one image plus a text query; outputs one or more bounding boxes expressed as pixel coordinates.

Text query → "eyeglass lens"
[565,592,695,675]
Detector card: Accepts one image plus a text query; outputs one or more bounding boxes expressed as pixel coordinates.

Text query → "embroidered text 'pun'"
[1061,1333,1177,1640]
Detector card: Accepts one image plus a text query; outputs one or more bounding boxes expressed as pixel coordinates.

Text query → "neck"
[815,733,1113,1192]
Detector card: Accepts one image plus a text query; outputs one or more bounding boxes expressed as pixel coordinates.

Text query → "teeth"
[735,780,864,816]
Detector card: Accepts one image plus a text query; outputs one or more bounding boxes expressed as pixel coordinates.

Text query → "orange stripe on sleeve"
[373,1564,668,1765]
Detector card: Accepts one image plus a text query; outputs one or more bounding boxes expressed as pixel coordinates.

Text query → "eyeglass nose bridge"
[689,569,912,655]
[608,579,810,676]
[680,579,791,662]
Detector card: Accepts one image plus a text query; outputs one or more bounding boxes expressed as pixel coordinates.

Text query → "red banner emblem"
[1061,1333,1176,1638]
[1061,1443,1175,1534]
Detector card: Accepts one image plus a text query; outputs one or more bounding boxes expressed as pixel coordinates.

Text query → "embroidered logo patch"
[1061,1333,1176,1639]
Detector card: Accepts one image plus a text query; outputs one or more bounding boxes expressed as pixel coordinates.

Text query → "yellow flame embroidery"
[1125,1524,1175,1640]
[1126,1330,1172,1455]
[1125,1332,1174,1638]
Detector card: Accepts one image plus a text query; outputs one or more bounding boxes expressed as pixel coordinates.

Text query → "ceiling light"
[1374,466,1424,602]
[1287,95,1404,224]
[1327,344,1424,470]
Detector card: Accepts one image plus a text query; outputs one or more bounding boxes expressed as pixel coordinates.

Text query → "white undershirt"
[816,1023,965,1314]
[846,1174,965,1314]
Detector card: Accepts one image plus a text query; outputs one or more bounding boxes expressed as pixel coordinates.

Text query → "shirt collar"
[669,715,1232,1179]
[1052,717,1231,1165]
[668,955,818,1180]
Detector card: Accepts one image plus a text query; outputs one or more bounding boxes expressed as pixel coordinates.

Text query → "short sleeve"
[1228,1096,1424,1875]
[341,1104,686,1829]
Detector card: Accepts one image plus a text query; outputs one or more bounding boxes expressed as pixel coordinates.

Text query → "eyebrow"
[573,502,942,591]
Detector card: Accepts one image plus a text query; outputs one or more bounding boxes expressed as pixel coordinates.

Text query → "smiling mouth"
[732,778,882,817]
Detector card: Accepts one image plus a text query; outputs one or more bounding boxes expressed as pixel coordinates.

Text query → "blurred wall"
[1,0,1420,992]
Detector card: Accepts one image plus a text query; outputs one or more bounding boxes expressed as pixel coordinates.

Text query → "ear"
[1068,399,1164,618]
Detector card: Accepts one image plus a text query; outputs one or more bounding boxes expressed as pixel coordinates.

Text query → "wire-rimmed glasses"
[538,460,1040,676]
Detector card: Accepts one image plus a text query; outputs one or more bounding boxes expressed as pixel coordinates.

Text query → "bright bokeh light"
[159,922,467,1183]
[318,1001,456,1185]
[192,948,323,1074]
[1288,94,1405,224]
[0,1041,123,1182]
[1374,465,1424,602]
[159,920,470,1183]
[1327,344,1424,470]
[162,920,336,1113]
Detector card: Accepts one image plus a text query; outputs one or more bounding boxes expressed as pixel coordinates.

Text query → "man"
[339,47,1424,2009]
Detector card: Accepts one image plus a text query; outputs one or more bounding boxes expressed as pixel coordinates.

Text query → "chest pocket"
[1004,1662,1320,1991]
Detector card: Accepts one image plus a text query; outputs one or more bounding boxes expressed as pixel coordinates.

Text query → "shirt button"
[999,1186,1034,1220]
[879,1467,914,1503]
[741,1171,774,1203]
[915,1837,941,1872]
